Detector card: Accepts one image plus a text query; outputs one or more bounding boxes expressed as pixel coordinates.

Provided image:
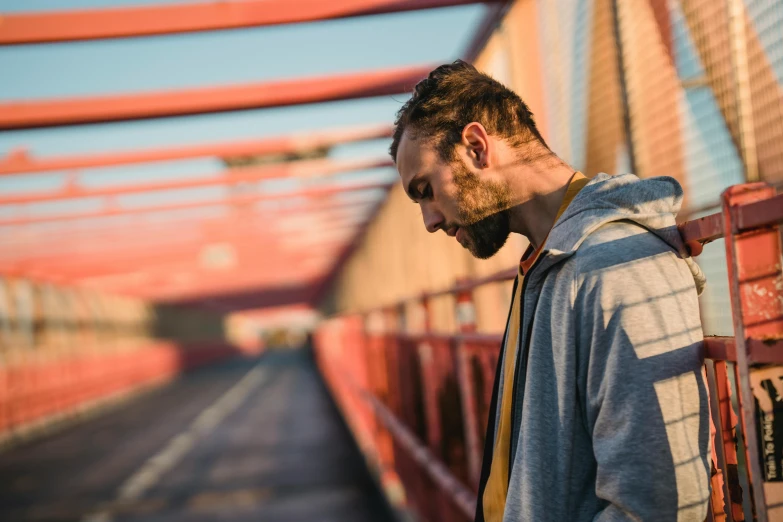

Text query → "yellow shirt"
[482,172,590,521]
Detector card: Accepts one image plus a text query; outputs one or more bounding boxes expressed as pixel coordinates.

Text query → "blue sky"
[0,1,485,221]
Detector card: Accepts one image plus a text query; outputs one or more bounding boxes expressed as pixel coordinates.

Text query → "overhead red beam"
[7,240,348,282]
[0,1,502,45]
[86,264,340,300]
[0,124,393,175]
[48,260,343,296]
[0,66,430,130]
[2,199,373,245]
[0,239,351,287]
[0,180,392,227]
[1,230,362,280]
[1,211,362,254]
[2,215,363,261]
[80,250,339,285]
[17,260,337,300]
[0,201,375,253]
[0,156,392,205]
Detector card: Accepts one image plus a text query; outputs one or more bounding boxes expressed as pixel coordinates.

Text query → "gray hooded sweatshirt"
[475,173,711,522]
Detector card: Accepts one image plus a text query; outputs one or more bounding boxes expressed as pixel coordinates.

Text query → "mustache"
[444,214,501,234]
[455,205,509,228]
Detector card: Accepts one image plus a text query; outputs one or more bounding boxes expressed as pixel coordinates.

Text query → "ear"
[461,122,491,169]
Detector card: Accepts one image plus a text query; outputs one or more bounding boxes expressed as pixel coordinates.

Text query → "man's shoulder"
[571,219,681,276]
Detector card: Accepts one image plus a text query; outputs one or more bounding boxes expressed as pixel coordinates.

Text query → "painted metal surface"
[0,0,504,45]
[0,181,392,227]
[0,157,392,205]
[0,66,431,130]
[0,0,506,320]
[722,184,783,522]
[0,124,393,175]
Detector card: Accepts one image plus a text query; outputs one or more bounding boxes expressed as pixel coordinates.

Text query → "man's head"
[391,60,550,259]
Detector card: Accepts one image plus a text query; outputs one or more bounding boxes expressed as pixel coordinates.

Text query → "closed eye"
[407,180,432,202]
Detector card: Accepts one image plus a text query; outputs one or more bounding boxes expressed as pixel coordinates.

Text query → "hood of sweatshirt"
[543,173,706,294]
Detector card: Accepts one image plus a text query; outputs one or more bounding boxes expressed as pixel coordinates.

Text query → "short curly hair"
[390,60,549,163]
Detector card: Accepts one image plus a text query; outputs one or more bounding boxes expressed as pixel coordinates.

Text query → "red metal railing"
[314,182,783,521]
[0,341,262,446]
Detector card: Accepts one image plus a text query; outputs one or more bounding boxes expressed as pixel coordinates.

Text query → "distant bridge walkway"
[0,350,396,522]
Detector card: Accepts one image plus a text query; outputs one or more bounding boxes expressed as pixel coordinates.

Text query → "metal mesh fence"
[525,0,783,337]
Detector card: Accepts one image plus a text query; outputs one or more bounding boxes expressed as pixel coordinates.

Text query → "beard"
[451,163,511,259]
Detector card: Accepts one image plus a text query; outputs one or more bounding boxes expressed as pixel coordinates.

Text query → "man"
[391,60,710,521]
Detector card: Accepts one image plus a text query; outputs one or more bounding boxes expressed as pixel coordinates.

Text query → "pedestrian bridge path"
[0,350,396,522]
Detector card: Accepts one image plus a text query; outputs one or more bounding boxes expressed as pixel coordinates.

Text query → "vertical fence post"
[361,312,380,472]
[722,183,783,522]
[419,293,453,519]
[454,280,482,488]
[726,0,759,182]
[418,294,441,455]
[378,307,405,506]
[609,0,638,175]
[708,359,743,521]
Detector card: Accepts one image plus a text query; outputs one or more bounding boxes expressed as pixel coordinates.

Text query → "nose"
[421,203,444,234]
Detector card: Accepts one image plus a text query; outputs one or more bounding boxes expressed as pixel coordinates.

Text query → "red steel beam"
[3,194,376,233]
[83,258,344,295]
[0,66,430,130]
[2,199,373,247]
[0,245,349,290]
[2,219,363,264]
[678,213,724,244]
[65,246,346,284]
[0,157,392,205]
[2,218,362,263]
[88,267,338,301]
[734,192,783,231]
[38,263,333,300]
[0,124,393,175]
[675,191,782,255]
[8,244,346,284]
[0,205,375,256]
[0,180,392,227]
[0,1,503,45]
[79,255,338,288]
[3,220,359,260]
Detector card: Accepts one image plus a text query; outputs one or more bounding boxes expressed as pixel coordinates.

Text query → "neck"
[505,161,576,249]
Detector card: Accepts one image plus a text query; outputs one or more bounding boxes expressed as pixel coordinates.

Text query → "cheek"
[425,179,454,215]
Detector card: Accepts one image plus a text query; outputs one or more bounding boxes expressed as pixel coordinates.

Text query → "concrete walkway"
[0,349,396,522]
